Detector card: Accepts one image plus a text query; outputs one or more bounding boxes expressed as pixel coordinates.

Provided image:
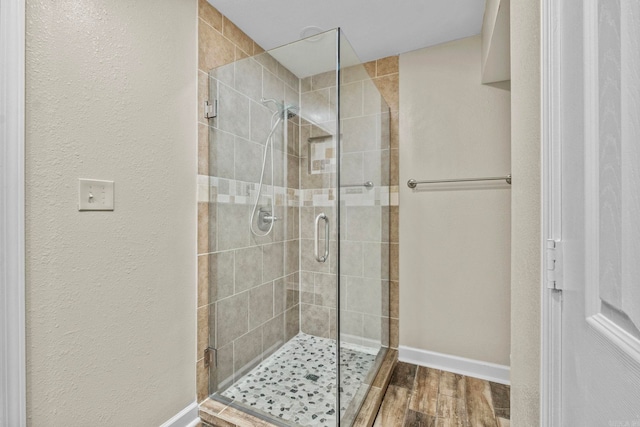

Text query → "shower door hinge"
[204,347,217,369]
[546,239,563,291]
[204,99,217,119]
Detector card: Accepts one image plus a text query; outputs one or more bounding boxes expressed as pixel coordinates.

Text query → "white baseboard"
[398,345,510,385]
[159,401,200,427]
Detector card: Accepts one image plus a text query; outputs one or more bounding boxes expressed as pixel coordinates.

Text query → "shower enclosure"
[205,29,390,426]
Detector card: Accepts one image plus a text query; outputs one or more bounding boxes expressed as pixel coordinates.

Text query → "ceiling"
[208,0,487,64]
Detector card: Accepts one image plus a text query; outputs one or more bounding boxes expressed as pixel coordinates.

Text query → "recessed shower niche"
[203,29,391,426]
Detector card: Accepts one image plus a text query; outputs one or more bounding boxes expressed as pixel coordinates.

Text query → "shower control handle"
[314,213,329,263]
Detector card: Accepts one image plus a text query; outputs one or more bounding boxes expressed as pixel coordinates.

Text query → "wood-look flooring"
[373,362,510,427]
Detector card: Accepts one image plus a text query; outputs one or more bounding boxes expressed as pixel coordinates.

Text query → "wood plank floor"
[373,362,510,427]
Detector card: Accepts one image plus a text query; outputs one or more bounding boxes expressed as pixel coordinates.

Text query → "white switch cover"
[78,179,114,211]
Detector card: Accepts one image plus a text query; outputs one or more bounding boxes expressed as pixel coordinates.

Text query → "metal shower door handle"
[314,213,329,263]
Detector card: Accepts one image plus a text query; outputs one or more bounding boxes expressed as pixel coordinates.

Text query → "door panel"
[559,0,640,424]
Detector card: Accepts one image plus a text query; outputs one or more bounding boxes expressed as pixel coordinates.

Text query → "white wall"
[399,36,511,366]
[510,0,541,423]
[25,0,197,425]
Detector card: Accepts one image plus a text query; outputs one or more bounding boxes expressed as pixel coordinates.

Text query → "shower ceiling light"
[300,26,324,41]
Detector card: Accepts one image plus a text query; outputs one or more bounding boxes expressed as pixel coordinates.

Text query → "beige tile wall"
[365,56,400,349]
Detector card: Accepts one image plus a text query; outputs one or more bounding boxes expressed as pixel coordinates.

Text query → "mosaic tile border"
[198,175,399,207]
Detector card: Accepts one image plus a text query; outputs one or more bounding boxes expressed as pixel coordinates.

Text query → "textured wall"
[25,0,197,425]
[399,36,512,366]
[510,0,541,423]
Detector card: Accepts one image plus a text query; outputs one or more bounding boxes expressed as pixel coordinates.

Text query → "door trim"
[541,0,563,425]
[0,0,27,426]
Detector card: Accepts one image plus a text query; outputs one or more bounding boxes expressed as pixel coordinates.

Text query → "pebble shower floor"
[221,333,377,426]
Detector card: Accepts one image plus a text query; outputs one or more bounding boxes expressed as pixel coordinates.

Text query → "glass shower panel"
[338,30,391,426]
[206,53,296,399]
[206,30,341,426]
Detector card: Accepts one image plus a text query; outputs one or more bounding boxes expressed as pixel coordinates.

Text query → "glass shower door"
[337,30,391,426]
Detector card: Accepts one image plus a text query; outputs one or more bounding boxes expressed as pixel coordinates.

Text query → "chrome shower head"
[261,98,298,119]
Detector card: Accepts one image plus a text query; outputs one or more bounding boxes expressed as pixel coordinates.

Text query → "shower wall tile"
[199,0,223,32]
[218,84,250,140]
[343,64,372,85]
[254,52,279,76]
[340,310,364,340]
[314,273,337,308]
[198,202,209,255]
[217,203,250,250]
[390,149,399,186]
[222,16,254,56]
[198,255,209,308]
[210,250,234,301]
[300,239,330,273]
[341,82,364,119]
[233,326,263,377]
[287,155,299,189]
[376,56,399,77]
[285,207,299,241]
[234,137,262,183]
[285,305,300,341]
[198,305,209,356]
[342,152,365,185]
[362,242,385,280]
[390,206,399,243]
[390,243,399,282]
[198,71,209,124]
[287,120,300,156]
[342,116,378,153]
[249,100,273,145]
[199,123,209,175]
[234,58,262,101]
[341,241,364,277]
[273,277,286,316]
[217,292,249,347]
[347,206,382,242]
[346,277,382,316]
[312,70,336,90]
[301,88,333,125]
[285,239,299,276]
[390,281,399,319]
[263,314,286,358]
[301,303,330,338]
[197,357,208,403]
[363,79,383,117]
[210,128,235,179]
[211,62,234,88]
[234,246,262,293]
[263,68,285,103]
[278,64,298,91]
[372,73,399,113]
[249,282,274,329]
[263,242,284,282]
[363,314,382,341]
[214,343,234,390]
[390,318,399,348]
[198,19,235,72]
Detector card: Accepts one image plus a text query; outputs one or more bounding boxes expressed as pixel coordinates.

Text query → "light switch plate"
[78,179,114,211]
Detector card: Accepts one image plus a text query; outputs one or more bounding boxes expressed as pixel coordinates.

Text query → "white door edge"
[541,0,563,425]
[0,0,27,426]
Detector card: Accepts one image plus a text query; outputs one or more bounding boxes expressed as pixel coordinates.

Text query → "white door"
[551,0,640,424]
